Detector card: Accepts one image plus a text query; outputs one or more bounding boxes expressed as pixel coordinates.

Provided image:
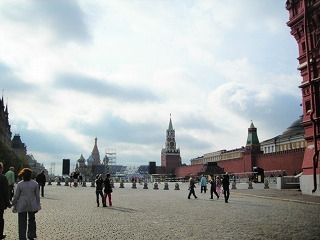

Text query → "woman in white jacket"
[12,168,41,240]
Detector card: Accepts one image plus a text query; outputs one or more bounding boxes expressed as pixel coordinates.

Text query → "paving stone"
[3,182,320,239]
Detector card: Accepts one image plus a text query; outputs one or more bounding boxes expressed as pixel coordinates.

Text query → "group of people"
[0,163,41,240]
[68,171,84,187]
[189,173,230,203]
[95,173,113,207]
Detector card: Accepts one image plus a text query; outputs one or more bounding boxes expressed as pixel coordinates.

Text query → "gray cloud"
[0,62,36,92]
[248,95,302,135]
[11,119,79,155]
[54,73,158,102]
[68,113,163,145]
[1,1,91,43]
[177,113,222,133]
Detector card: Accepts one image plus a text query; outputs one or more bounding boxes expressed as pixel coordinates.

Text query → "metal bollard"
[82,181,87,187]
[91,180,95,187]
[264,179,269,189]
[143,182,148,189]
[132,182,137,189]
[153,182,159,190]
[48,179,52,185]
[174,182,180,190]
[248,180,253,189]
[164,182,169,190]
[231,181,237,189]
[119,180,124,188]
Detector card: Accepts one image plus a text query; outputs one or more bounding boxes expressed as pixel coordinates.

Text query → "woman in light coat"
[12,168,41,240]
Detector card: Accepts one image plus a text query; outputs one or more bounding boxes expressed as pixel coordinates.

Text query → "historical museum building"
[286,0,320,195]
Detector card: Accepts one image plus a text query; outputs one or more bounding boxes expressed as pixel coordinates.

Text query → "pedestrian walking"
[216,176,222,197]
[187,174,198,199]
[78,174,83,185]
[95,174,104,207]
[69,172,74,187]
[73,171,79,187]
[5,166,15,201]
[0,162,12,240]
[200,174,207,193]
[209,175,219,200]
[36,170,46,197]
[103,173,113,207]
[12,168,41,240]
[222,173,230,203]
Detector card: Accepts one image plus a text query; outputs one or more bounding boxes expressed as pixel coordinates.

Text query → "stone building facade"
[0,96,11,148]
[11,134,27,158]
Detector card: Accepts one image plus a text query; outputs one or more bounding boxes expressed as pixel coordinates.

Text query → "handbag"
[12,204,17,213]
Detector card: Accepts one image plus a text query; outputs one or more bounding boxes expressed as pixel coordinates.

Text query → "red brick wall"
[178,149,304,176]
[175,164,206,178]
[217,157,244,173]
[255,148,304,175]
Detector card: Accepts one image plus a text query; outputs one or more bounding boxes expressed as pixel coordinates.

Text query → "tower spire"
[168,114,173,132]
[91,137,100,165]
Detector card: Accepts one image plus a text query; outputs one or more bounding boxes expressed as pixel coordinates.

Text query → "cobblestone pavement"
[3,182,320,240]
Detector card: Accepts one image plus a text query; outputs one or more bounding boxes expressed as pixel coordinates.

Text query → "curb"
[231,191,320,206]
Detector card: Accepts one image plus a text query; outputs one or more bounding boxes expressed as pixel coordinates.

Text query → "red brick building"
[286,0,320,195]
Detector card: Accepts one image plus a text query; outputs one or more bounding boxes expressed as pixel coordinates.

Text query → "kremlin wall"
[160,117,305,180]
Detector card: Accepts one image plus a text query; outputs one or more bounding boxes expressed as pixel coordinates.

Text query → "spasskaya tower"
[161,115,181,174]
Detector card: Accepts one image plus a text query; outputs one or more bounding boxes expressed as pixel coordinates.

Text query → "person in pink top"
[215,176,222,197]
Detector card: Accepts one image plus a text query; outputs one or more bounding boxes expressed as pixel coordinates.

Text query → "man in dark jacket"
[0,162,11,239]
[36,170,46,197]
[222,173,230,203]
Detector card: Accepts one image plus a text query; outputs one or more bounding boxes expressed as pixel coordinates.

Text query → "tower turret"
[246,121,260,152]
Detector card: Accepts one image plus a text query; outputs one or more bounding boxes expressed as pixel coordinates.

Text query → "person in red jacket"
[103,173,113,207]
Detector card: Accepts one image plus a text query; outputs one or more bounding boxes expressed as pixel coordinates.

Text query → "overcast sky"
[0,0,302,175]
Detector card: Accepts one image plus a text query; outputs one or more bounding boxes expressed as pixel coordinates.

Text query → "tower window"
[305,100,311,114]
[302,41,306,52]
